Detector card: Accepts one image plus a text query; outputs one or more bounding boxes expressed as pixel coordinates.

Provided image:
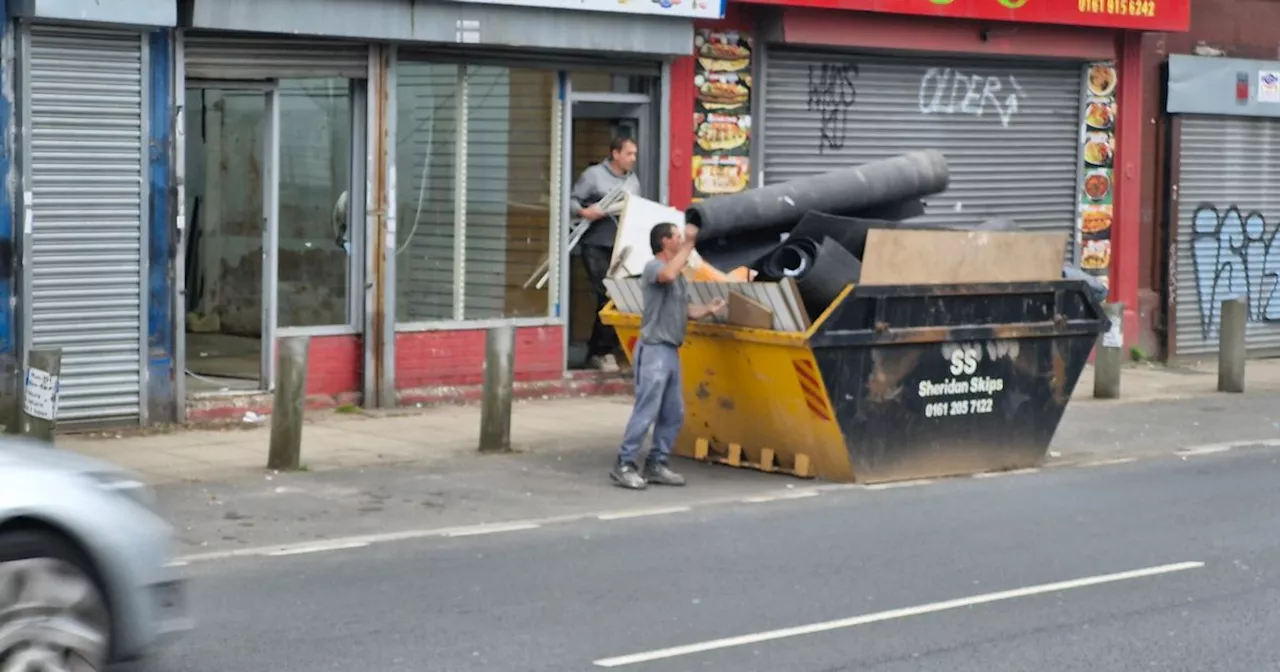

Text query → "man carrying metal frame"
[570,136,642,372]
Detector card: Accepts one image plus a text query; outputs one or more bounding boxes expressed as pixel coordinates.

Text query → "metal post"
[478,325,515,454]
[20,348,62,443]
[1218,297,1246,394]
[268,336,310,470]
[1093,302,1123,399]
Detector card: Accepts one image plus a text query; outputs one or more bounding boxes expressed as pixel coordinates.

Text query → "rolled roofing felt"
[756,236,862,318]
[685,150,950,241]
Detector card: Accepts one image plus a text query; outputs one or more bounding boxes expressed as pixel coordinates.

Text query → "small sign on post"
[1093,303,1123,399]
[21,348,62,443]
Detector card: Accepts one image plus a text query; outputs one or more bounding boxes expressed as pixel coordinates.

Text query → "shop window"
[395,62,555,323]
[395,63,458,322]
[277,78,353,328]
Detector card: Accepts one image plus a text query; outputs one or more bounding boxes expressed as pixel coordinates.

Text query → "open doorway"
[183,85,275,392]
[565,98,657,370]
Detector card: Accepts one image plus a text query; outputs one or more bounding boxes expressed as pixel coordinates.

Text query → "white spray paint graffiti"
[917,67,1026,128]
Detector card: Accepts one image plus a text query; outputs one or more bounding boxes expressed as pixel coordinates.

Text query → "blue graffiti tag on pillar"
[1189,204,1280,339]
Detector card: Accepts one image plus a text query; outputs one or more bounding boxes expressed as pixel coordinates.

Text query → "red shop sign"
[734,0,1191,33]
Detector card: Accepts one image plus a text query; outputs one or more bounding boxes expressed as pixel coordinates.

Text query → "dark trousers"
[580,244,619,359]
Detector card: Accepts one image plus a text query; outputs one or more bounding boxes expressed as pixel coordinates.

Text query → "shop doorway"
[565,97,657,369]
[183,83,279,392]
[182,78,362,394]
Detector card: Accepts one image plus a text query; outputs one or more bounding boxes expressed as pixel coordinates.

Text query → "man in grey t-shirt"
[610,222,726,490]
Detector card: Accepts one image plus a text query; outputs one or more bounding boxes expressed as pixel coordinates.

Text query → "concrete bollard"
[268,336,310,470]
[478,325,515,454]
[1218,297,1246,394]
[1093,303,1123,400]
[20,348,62,443]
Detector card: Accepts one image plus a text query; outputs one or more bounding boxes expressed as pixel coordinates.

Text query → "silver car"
[0,440,191,670]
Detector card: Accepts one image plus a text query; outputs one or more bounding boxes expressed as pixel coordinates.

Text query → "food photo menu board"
[691,29,753,202]
[1077,60,1117,291]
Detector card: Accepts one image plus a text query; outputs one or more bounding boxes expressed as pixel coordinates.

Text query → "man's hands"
[580,204,607,221]
[683,224,699,247]
[690,297,728,321]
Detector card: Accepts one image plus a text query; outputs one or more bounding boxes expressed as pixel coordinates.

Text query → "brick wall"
[395,325,564,389]
[306,334,363,397]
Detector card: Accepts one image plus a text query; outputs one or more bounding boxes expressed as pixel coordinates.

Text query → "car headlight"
[85,471,158,512]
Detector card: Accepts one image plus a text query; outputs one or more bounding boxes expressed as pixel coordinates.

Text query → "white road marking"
[863,479,936,490]
[742,490,821,503]
[598,506,692,521]
[1177,444,1234,456]
[592,561,1205,667]
[1077,458,1137,468]
[972,468,1040,479]
[266,541,370,557]
[441,522,541,537]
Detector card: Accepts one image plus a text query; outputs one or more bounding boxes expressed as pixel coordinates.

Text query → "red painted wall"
[394,326,564,389]
[305,334,363,397]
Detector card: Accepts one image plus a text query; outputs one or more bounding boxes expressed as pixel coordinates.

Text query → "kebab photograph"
[697,73,751,110]
[695,30,751,72]
[696,113,750,152]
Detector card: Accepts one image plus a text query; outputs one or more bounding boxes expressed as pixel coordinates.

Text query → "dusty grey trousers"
[617,342,684,465]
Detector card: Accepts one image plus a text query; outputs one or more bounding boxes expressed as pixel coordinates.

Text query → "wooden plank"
[604,279,812,332]
[726,291,774,329]
[755,284,798,332]
[859,229,1067,286]
[779,278,811,330]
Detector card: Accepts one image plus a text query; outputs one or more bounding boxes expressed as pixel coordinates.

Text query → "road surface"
[151,447,1280,671]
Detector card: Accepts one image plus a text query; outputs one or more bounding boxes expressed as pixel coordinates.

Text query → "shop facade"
[2,0,719,428]
[5,1,176,427]
[668,0,1191,349]
[1164,54,1280,359]
[177,0,716,422]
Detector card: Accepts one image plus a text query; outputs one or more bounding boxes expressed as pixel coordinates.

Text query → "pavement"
[147,444,1280,671]
[65,359,1280,486]
[49,357,1268,560]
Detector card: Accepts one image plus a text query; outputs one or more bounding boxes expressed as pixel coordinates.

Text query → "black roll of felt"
[756,236,862,318]
[685,150,950,240]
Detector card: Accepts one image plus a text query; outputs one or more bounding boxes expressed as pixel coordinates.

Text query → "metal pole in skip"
[20,348,62,443]
[479,324,515,454]
[1093,302,1123,399]
[268,336,310,470]
[1218,297,1246,394]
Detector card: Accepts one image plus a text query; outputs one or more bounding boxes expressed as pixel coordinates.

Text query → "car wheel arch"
[0,514,121,658]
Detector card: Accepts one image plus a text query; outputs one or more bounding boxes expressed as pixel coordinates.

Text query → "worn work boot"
[643,461,686,487]
[610,460,648,490]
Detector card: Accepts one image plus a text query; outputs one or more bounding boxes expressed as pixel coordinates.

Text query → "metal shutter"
[22,24,148,424]
[1172,115,1280,357]
[763,49,1082,248]
[183,32,367,80]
